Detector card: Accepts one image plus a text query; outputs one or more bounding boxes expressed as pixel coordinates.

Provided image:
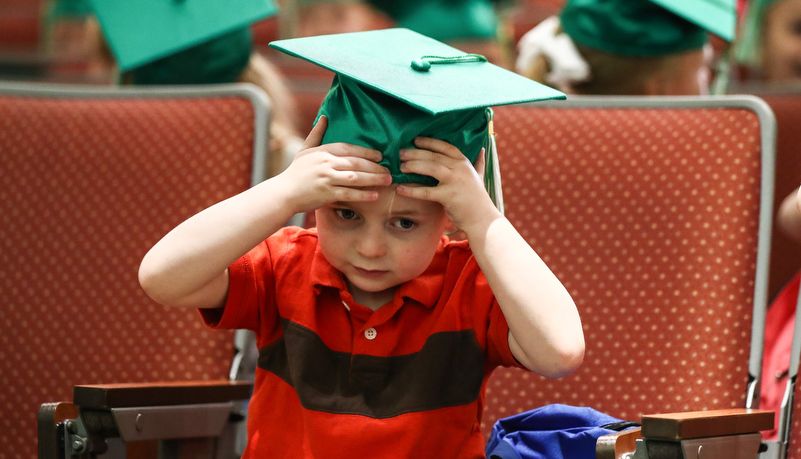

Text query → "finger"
[331,187,381,203]
[475,148,486,182]
[396,183,438,202]
[413,137,464,159]
[399,148,459,170]
[301,115,328,150]
[332,156,391,175]
[400,157,450,179]
[324,142,383,163]
[330,170,393,187]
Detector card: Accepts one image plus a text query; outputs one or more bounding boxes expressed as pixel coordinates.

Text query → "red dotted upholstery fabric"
[0,94,256,458]
[481,104,765,438]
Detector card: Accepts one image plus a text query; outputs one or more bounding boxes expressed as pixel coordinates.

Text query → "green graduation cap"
[560,0,736,58]
[298,0,500,41]
[88,0,278,83]
[269,28,565,185]
[368,0,499,41]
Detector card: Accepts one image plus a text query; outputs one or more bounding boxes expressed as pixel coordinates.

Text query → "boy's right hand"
[278,116,391,213]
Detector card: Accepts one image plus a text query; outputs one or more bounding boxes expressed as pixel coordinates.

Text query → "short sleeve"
[199,238,279,334]
[486,299,525,369]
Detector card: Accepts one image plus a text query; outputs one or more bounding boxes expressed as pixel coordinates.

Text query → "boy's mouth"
[354,267,389,278]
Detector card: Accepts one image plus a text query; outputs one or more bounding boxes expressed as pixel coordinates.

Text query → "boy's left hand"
[396,137,500,235]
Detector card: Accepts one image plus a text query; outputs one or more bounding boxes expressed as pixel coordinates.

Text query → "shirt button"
[364,328,377,340]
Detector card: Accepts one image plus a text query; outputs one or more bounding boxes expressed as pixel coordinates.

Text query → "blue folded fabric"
[486,404,639,459]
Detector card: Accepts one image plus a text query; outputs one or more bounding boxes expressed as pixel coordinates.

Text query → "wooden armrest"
[641,408,774,441]
[596,427,642,459]
[73,380,253,409]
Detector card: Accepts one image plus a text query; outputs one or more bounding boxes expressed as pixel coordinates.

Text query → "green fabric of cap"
[269,28,565,185]
[50,0,93,18]
[561,0,735,58]
[318,75,488,185]
[130,28,253,85]
[734,0,782,67]
[87,0,277,72]
[368,0,499,41]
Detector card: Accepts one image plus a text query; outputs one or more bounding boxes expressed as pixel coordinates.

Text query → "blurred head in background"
[515,0,735,95]
[735,0,801,83]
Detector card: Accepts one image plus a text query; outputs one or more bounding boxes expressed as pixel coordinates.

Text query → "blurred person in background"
[735,1,801,441]
[42,0,115,82]
[515,0,736,95]
[291,0,513,67]
[88,0,303,179]
[759,186,801,440]
[735,0,801,84]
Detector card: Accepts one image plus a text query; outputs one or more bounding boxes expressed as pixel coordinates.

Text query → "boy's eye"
[335,209,357,220]
[392,218,416,230]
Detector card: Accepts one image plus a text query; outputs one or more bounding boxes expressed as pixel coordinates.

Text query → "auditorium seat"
[0,81,270,458]
[483,96,777,452]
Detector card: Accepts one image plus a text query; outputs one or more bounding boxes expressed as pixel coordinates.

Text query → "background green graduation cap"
[88,0,278,84]
[368,0,499,41]
[297,0,501,41]
[560,0,736,57]
[269,28,565,186]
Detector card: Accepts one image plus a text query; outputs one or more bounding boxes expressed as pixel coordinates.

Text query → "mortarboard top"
[269,28,565,185]
[270,28,563,116]
[650,0,737,43]
[561,0,736,58]
[87,0,278,72]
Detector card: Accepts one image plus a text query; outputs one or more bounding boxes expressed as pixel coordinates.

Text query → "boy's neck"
[347,284,397,312]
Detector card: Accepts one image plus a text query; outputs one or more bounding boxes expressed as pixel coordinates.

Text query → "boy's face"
[316,185,450,302]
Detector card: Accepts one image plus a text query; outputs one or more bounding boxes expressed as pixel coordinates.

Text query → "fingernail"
[399,149,407,159]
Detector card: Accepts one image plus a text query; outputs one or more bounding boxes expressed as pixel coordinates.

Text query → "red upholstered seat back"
[482,100,771,438]
[0,85,263,458]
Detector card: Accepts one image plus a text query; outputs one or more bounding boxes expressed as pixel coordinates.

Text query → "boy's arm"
[397,137,585,378]
[138,117,391,309]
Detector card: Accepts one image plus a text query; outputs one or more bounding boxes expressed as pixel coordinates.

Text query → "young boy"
[138,29,585,458]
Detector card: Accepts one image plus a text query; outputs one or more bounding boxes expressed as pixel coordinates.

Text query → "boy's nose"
[355,227,387,258]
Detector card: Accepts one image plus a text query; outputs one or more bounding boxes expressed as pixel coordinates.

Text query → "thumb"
[301,115,328,150]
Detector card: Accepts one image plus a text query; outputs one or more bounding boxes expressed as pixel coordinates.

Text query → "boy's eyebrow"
[388,207,432,218]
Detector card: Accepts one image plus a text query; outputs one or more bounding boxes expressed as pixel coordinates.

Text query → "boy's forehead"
[337,186,444,216]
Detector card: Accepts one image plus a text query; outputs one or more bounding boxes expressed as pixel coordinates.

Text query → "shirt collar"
[309,235,452,309]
